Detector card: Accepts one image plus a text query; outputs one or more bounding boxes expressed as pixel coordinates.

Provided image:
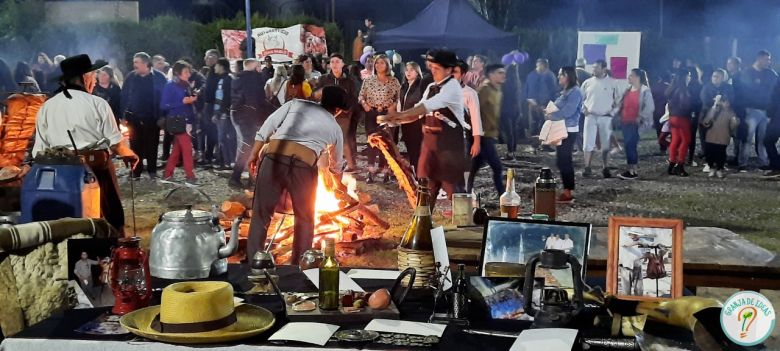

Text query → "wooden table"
[445,226,780,291]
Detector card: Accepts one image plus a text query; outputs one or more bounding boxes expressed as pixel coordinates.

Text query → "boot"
[667,162,677,175]
[676,164,689,177]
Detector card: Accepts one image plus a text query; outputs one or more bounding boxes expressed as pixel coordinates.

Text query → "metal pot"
[150,206,240,279]
[299,249,325,271]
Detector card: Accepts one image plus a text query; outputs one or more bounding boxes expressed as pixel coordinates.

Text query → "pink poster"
[610,57,628,79]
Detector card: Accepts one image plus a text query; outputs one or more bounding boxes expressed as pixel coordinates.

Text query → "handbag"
[268,79,287,109]
[165,115,187,135]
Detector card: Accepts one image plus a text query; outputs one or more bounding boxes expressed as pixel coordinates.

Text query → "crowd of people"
[3,35,780,205]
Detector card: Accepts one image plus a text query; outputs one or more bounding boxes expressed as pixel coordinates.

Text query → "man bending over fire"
[246,86,348,264]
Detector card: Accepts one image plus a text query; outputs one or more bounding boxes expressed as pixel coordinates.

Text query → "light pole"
[245,0,253,58]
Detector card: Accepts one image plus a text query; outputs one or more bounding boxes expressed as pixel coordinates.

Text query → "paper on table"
[509,328,578,351]
[303,268,365,292]
[268,322,340,346]
[545,101,559,114]
[430,226,452,290]
[365,319,447,337]
[347,269,401,280]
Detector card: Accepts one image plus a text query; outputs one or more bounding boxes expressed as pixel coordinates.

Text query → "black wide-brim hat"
[321,86,349,110]
[52,54,106,82]
[426,50,457,68]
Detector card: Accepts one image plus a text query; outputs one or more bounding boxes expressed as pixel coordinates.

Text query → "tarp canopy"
[373,0,516,51]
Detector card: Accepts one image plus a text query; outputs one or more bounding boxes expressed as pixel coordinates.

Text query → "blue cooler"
[20,163,100,223]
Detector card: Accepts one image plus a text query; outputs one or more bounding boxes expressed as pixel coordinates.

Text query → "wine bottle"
[452,264,469,319]
[399,179,433,250]
[318,238,339,310]
[499,168,521,218]
[397,178,434,288]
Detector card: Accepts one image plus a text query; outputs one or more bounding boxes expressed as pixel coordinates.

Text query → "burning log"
[357,204,390,229]
[368,131,417,208]
[318,202,360,223]
[221,201,246,219]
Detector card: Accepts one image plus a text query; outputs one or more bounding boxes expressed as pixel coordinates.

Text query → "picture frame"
[479,217,592,284]
[607,217,684,301]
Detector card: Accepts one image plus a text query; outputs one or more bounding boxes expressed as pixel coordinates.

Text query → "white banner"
[576,31,641,81]
[252,25,304,62]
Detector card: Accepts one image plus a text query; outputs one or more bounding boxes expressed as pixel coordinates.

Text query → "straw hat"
[120,281,275,344]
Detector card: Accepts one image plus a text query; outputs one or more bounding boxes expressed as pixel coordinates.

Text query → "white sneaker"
[716,170,725,178]
[702,164,710,173]
[690,160,699,167]
[708,169,716,177]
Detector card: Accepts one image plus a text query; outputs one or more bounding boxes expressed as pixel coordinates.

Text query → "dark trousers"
[216,117,236,167]
[501,112,521,153]
[199,106,218,163]
[231,117,262,183]
[557,132,578,190]
[401,119,424,170]
[688,115,703,161]
[364,109,386,168]
[705,142,727,170]
[93,159,125,235]
[128,120,159,177]
[467,137,504,194]
[765,117,780,170]
[248,154,317,265]
[349,109,361,164]
[161,132,174,161]
[336,116,356,168]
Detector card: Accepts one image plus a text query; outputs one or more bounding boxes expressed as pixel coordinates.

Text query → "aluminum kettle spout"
[218,217,242,259]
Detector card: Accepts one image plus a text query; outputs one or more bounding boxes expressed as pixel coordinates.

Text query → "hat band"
[150,311,237,334]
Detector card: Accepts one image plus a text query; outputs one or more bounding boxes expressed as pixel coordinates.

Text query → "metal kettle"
[150,206,240,279]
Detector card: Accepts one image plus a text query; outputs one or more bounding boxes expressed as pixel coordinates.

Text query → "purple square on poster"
[583,44,607,64]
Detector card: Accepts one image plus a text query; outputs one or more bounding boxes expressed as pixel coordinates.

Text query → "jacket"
[120,69,166,121]
[550,86,583,130]
[93,83,121,121]
[701,105,738,145]
[700,83,735,117]
[399,78,423,111]
[316,71,357,118]
[231,70,268,122]
[666,85,693,118]
[211,73,232,116]
[524,69,558,105]
[160,80,196,124]
[616,85,655,126]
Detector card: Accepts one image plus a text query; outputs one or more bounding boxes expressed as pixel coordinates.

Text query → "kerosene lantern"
[522,249,584,328]
[110,237,152,315]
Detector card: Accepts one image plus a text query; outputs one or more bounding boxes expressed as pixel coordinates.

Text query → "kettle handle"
[522,253,541,317]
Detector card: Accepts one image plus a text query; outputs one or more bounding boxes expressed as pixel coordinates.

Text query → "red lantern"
[110,237,152,315]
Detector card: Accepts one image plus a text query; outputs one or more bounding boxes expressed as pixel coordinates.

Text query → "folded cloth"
[539,120,568,146]
[0,218,117,253]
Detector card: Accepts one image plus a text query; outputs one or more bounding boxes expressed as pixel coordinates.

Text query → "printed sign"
[253,25,305,62]
[721,291,776,346]
[577,31,641,81]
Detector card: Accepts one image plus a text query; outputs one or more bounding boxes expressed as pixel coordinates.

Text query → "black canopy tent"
[372,0,517,51]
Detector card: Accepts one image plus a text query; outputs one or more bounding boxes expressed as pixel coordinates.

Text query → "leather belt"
[265,139,318,167]
[423,125,443,134]
[370,107,389,113]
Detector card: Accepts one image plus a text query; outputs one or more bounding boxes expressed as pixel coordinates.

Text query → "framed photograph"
[67,238,118,307]
[607,217,684,301]
[479,217,592,285]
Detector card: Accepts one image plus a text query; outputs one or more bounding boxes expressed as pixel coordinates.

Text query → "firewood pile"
[217,175,392,262]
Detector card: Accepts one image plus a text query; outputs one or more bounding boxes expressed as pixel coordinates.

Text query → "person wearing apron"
[378,50,469,210]
[246,86,348,264]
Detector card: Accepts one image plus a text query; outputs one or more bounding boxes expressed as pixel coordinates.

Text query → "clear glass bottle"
[318,238,340,310]
[499,168,522,218]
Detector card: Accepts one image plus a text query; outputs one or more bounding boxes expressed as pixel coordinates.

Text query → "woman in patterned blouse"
[359,54,401,183]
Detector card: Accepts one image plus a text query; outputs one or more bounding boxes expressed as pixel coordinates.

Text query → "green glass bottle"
[318,238,340,310]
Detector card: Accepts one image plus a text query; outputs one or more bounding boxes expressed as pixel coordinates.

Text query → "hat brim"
[119,304,275,344]
[50,61,108,83]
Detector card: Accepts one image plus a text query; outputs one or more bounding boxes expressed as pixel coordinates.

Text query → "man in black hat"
[379,49,470,209]
[33,54,139,234]
[245,86,348,264]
